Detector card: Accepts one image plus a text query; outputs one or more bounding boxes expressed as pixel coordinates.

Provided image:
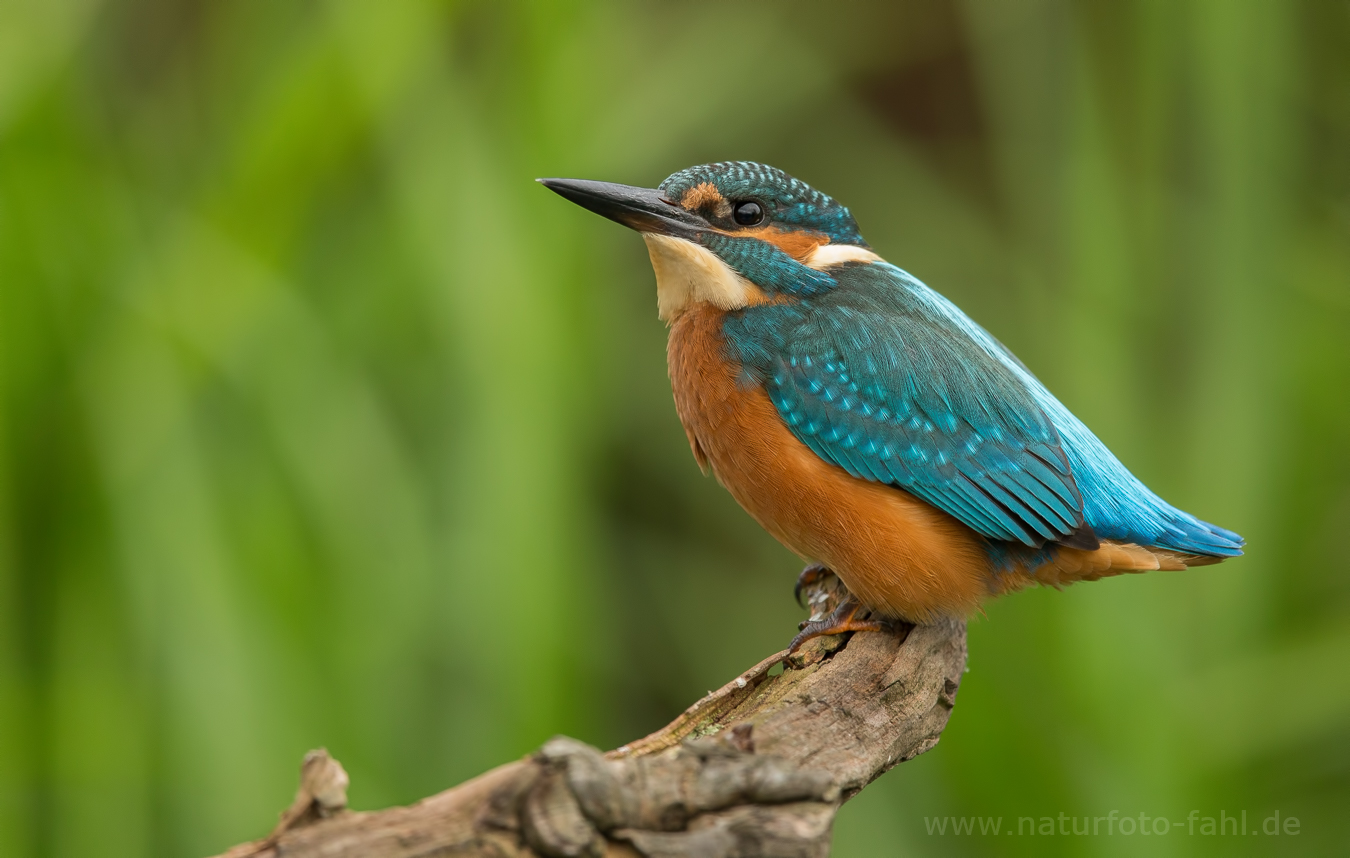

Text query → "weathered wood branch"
[214,574,967,858]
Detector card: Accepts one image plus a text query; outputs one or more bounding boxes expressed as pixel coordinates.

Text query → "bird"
[540,162,1243,652]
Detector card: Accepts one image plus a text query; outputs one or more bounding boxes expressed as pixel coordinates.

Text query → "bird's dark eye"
[733,201,764,226]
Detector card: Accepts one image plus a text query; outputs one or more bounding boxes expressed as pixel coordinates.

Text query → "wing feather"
[726,262,1087,547]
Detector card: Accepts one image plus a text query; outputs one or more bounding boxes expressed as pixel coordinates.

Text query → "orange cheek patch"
[737,226,829,263]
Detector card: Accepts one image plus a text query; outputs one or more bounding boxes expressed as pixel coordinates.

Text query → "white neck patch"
[643,234,761,322]
[805,243,882,269]
[642,235,882,321]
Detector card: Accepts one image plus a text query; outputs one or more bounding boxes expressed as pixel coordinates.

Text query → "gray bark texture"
[214,574,968,858]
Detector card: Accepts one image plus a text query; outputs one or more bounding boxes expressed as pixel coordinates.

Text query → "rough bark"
[213,573,968,858]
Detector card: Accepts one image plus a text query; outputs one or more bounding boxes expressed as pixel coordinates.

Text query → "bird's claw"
[787,595,888,655]
[793,563,833,609]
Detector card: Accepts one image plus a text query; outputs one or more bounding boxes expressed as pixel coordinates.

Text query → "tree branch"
[213,574,967,858]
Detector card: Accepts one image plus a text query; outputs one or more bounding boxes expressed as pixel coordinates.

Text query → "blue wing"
[723,262,1245,556]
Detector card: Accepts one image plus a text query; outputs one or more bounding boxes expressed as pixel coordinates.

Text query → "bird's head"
[540,161,878,321]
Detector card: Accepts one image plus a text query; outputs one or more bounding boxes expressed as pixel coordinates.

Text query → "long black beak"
[537,178,705,240]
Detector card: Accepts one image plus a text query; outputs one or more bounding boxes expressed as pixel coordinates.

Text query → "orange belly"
[666,304,994,622]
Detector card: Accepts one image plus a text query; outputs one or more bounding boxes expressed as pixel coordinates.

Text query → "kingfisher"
[540,162,1243,651]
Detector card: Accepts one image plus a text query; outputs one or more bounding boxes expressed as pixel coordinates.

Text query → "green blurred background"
[2,1,1348,856]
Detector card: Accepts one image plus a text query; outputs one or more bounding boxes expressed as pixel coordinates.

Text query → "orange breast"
[665,304,995,622]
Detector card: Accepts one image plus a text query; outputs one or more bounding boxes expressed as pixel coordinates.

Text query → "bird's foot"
[793,563,833,609]
[787,595,888,656]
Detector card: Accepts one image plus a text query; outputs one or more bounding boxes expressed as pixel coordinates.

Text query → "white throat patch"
[643,234,761,322]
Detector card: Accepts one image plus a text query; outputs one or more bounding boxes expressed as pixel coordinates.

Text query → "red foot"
[787,597,887,655]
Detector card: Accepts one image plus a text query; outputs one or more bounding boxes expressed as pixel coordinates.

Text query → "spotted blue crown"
[659,162,868,247]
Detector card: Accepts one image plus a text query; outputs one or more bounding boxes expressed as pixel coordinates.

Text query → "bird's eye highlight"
[732,201,764,226]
